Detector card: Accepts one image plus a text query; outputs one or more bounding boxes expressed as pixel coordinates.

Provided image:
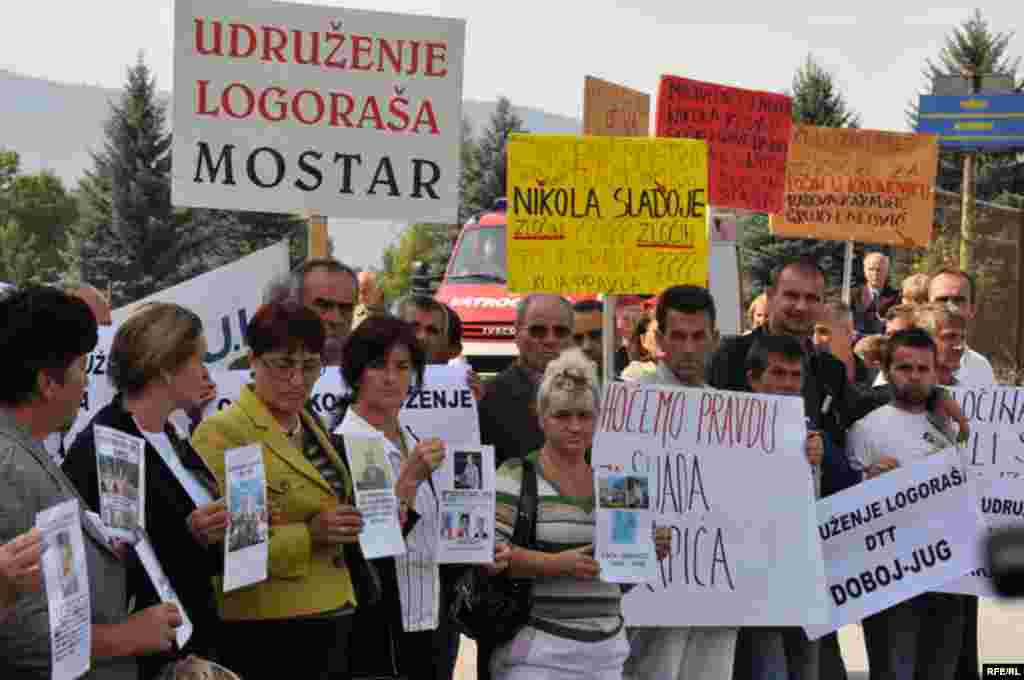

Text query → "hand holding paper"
[126,602,183,654]
[0,528,44,606]
[187,500,228,547]
[309,503,364,547]
[557,545,601,580]
[806,433,824,467]
[654,526,672,561]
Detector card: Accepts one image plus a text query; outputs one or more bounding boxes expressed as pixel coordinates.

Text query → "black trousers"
[219,615,354,680]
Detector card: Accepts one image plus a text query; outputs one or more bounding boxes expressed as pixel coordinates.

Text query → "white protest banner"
[940,474,1024,597]
[133,530,194,648]
[953,386,1024,479]
[805,449,986,640]
[438,445,495,564]
[400,365,480,446]
[50,325,119,464]
[173,0,465,222]
[224,444,269,592]
[341,434,406,559]
[93,426,146,542]
[595,464,656,584]
[111,241,289,370]
[594,383,827,626]
[37,500,90,680]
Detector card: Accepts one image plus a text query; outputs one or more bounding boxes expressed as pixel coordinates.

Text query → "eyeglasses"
[525,324,572,341]
[259,355,323,380]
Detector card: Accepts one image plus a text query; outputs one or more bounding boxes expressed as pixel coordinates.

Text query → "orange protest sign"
[770,126,939,248]
[584,76,650,136]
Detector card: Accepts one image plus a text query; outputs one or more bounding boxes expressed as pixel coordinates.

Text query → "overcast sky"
[1,1,1019,133]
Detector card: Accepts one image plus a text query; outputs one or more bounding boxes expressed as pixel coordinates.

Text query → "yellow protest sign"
[770,126,939,247]
[506,134,709,295]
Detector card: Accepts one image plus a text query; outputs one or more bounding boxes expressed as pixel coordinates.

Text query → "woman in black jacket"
[63,303,227,680]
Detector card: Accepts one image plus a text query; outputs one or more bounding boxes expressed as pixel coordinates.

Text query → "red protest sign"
[656,75,792,213]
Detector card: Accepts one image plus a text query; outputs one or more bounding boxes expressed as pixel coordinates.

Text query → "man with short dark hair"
[571,299,628,378]
[0,287,182,678]
[736,333,823,680]
[396,295,450,364]
[885,304,919,337]
[478,294,574,467]
[928,267,996,385]
[847,328,965,680]
[623,285,737,680]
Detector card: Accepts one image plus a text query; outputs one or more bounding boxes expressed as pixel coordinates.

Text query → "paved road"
[453,598,1024,678]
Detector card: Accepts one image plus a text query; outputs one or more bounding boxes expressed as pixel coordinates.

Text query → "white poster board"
[805,449,986,640]
[172,0,465,222]
[111,241,290,369]
[438,445,496,564]
[400,364,480,446]
[593,383,827,626]
[223,444,269,592]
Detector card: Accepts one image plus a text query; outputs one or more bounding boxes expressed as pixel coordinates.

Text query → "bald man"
[352,270,387,329]
[67,285,112,326]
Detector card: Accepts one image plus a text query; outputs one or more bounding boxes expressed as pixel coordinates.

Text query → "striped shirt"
[496,452,623,639]
[338,409,441,633]
[300,419,348,502]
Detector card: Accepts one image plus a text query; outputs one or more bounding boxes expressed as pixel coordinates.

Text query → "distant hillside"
[0,69,580,189]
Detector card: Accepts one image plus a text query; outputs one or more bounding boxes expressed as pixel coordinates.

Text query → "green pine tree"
[463,98,527,218]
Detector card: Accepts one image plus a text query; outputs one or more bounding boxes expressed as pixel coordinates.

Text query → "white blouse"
[338,409,441,632]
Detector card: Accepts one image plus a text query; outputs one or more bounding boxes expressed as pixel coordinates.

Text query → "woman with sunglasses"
[191,300,364,679]
[62,303,228,679]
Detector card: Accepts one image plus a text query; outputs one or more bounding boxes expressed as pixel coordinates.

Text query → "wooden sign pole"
[307,213,329,260]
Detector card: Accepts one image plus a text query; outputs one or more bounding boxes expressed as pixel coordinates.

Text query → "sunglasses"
[573,329,603,344]
[525,324,572,340]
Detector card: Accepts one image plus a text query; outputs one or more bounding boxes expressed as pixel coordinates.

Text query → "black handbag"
[448,458,538,646]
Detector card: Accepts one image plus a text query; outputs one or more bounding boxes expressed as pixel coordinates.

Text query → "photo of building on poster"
[97,454,141,531]
[594,468,655,583]
[227,477,268,553]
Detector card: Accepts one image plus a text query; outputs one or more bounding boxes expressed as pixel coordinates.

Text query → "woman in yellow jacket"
[192,300,364,680]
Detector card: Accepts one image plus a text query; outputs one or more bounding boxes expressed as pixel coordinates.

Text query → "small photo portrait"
[454,450,483,491]
[598,474,629,509]
[349,438,394,492]
[56,530,80,598]
[611,510,640,545]
[228,479,267,553]
[625,475,649,510]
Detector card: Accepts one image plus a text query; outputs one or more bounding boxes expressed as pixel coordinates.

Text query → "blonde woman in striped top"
[491,348,671,680]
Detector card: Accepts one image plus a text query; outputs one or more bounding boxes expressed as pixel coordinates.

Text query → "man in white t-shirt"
[928,268,996,385]
[847,328,965,679]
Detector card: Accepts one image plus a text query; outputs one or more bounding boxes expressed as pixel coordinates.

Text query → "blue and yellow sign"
[918,95,1024,150]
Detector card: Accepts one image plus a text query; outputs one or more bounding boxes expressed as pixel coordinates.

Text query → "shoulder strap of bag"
[513,457,539,549]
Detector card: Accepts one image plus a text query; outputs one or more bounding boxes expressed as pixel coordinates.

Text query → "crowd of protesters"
[0,249,999,680]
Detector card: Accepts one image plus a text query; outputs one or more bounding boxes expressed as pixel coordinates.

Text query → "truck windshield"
[447,225,507,282]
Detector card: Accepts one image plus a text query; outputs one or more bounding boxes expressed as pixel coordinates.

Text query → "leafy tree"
[0,219,46,286]
[462,98,527,218]
[378,222,451,301]
[458,116,480,225]
[738,56,863,297]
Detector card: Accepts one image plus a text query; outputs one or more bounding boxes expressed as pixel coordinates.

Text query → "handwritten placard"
[506,134,708,295]
[770,126,939,247]
[656,75,792,213]
[593,382,827,626]
[584,76,650,137]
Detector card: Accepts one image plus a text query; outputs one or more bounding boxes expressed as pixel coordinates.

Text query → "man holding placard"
[734,334,822,680]
[847,328,965,679]
[622,285,737,680]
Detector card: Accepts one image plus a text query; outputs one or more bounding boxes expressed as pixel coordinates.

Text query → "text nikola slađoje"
[818,466,966,542]
[511,186,706,221]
